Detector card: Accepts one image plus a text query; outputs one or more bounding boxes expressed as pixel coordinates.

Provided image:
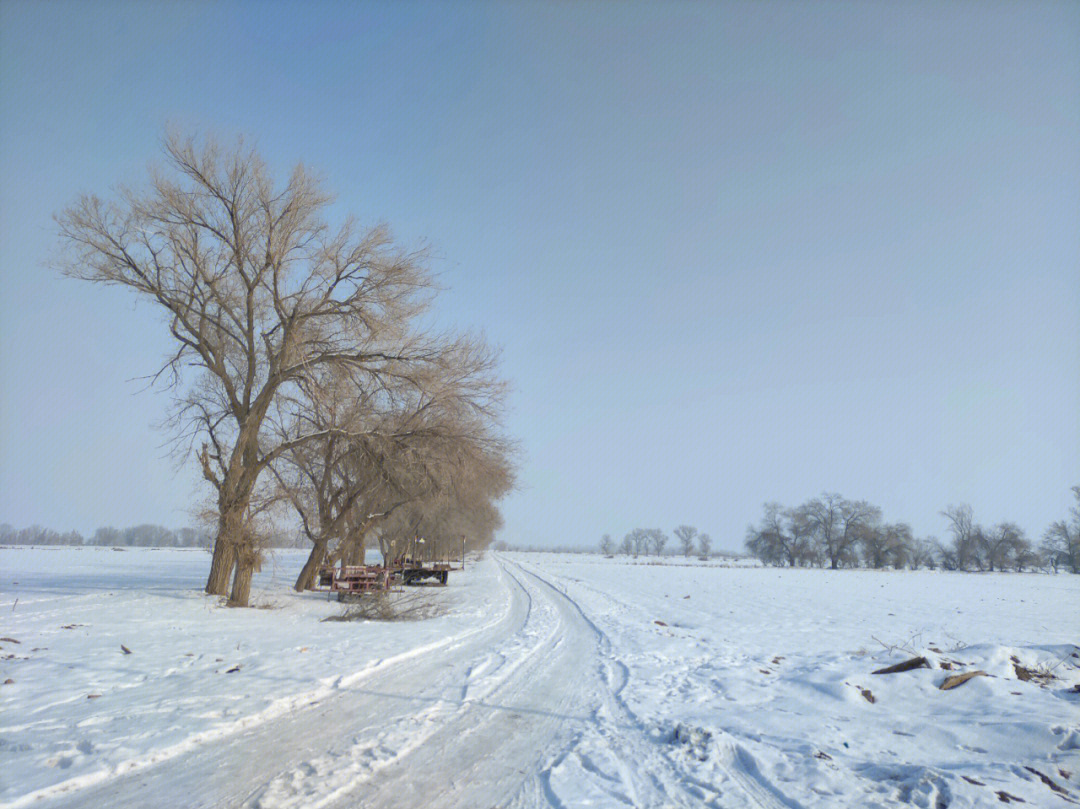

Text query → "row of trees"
[58,132,516,605]
[0,523,298,548]
[744,488,1080,573]
[600,525,713,558]
[1,524,88,547]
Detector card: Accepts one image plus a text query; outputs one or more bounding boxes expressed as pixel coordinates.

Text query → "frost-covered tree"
[697,532,712,558]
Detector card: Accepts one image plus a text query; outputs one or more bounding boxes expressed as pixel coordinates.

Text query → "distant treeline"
[742,488,1079,574]
[598,526,719,559]
[0,523,306,549]
[500,537,740,557]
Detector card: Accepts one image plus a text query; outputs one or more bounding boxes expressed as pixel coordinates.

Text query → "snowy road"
[9,549,1076,809]
[20,556,717,809]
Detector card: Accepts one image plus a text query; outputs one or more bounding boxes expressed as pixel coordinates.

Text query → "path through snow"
[4,548,1077,808]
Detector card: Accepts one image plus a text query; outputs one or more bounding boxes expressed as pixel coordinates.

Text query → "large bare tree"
[835,498,881,569]
[269,369,404,591]
[804,493,850,569]
[56,132,440,605]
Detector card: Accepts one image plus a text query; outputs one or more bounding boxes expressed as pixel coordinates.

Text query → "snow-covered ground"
[1,547,1078,808]
[0,547,507,807]
[510,553,1080,807]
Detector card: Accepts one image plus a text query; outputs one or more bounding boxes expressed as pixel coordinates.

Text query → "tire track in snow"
[14,554,799,809]
[502,558,705,809]
[509,556,802,809]
[255,555,683,809]
[7,558,526,809]
[246,559,572,809]
[310,558,592,808]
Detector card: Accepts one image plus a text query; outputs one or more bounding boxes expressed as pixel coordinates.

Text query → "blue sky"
[2,0,1078,550]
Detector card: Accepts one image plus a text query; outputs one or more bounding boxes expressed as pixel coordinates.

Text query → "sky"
[1,0,1078,551]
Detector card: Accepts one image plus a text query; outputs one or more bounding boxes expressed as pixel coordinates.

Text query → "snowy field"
[1,547,1078,808]
[510,553,1080,808]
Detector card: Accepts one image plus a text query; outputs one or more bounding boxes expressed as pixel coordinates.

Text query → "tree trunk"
[229,545,257,606]
[206,497,251,596]
[206,537,236,596]
[295,538,328,592]
[345,538,365,566]
[206,462,262,599]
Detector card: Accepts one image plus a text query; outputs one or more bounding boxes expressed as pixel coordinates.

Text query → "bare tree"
[983,522,1026,572]
[940,504,983,571]
[599,534,614,555]
[887,522,913,568]
[860,521,910,569]
[673,525,697,557]
[745,503,813,567]
[1012,536,1039,572]
[908,537,937,570]
[379,462,510,567]
[353,398,514,569]
[697,532,712,558]
[647,528,668,556]
[624,528,648,556]
[745,503,785,566]
[277,337,512,590]
[56,132,445,605]
[803,493,843,568]
[803,493,876,569]
[1042,486,1080,573]
[619,533,635,556]
[272,388,403,590]
[836,498,881,569]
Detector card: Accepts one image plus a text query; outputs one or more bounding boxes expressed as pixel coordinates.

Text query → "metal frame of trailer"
[316,565,392,599]
[390,560,454,586]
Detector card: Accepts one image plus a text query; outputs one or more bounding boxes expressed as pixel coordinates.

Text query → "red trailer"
[316,565,392,599]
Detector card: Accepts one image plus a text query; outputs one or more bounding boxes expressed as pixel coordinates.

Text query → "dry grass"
[322,591,445,622]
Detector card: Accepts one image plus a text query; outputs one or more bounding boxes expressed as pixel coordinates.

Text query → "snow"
[0,547,508,807]
[2,546,1078,808]
[510,552,1080,807]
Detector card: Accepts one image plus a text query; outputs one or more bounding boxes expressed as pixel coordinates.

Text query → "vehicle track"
[13,560,527,809]
[18,555,794,808]
[510,556,802,809]
[335,557,711,809]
